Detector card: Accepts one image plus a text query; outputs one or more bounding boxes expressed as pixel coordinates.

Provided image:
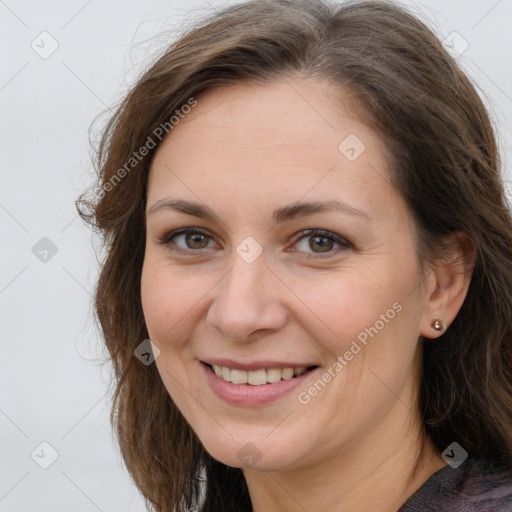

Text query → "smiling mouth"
[204,363,319,386]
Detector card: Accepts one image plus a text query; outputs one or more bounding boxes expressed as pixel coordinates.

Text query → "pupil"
[187,233,208,249]
[311,236,332,253]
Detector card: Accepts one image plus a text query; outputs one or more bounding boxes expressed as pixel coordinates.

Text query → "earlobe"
[420,232,476,339]
[430,318,445,333]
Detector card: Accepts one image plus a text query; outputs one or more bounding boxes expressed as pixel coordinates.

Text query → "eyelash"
[157,227,353,259]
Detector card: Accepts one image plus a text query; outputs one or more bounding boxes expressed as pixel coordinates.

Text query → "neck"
[243,400,447,512]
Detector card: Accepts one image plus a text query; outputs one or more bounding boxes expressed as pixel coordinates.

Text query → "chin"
[197,430,307,471]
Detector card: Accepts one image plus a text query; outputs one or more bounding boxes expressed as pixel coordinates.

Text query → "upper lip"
[201,358,318,371]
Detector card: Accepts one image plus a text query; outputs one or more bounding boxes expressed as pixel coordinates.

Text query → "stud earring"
[431,319,444,332]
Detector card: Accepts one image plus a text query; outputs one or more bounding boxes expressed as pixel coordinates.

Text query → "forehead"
[147,78,396,221]
[155,78,373,157]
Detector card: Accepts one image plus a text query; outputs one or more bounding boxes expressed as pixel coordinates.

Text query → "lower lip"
[201,362,319,407]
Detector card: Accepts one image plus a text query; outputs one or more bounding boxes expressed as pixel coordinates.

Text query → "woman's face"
[141,78,433,472]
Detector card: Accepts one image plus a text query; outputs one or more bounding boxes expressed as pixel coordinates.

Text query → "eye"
[158,227,217,251]
[157,227,352,258]
[288,229,352,258]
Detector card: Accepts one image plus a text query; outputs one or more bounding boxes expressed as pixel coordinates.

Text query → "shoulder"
[398,458,512,512]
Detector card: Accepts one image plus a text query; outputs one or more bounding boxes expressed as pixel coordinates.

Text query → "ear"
[419,231,476,339]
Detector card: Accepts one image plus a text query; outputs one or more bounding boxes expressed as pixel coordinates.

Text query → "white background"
[1,0,511,510]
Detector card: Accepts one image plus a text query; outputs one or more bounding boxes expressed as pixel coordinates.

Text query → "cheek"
[140,254,203,348]
[291,265,423,404]
[141,256,205,411]
[289,264,407,355]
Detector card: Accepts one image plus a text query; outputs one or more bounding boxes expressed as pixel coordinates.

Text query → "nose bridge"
[228,251,265,302]
[206,242,287,340]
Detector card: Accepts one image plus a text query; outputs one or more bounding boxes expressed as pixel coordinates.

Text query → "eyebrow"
[147,198,369,224]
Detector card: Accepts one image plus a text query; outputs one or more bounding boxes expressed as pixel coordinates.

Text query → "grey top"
[398,458,512,511]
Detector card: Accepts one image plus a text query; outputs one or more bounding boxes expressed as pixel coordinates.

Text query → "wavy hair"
[77,1,512,510]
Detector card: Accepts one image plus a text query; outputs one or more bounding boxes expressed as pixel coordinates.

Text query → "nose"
[206,246,288,342]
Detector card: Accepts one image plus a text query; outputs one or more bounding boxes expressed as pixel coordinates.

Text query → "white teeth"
[282,368,294,380]
[231,369,248,385]
[212,365,309,385]
[266,368,282,383]
[248,369,267,385]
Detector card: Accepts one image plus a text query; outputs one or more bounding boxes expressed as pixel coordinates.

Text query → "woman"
[77,0,512,510]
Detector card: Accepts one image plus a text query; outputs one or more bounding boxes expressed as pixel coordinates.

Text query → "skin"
[140,78,475,511]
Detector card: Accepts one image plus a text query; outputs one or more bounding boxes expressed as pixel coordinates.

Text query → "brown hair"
[77,0,512,510]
